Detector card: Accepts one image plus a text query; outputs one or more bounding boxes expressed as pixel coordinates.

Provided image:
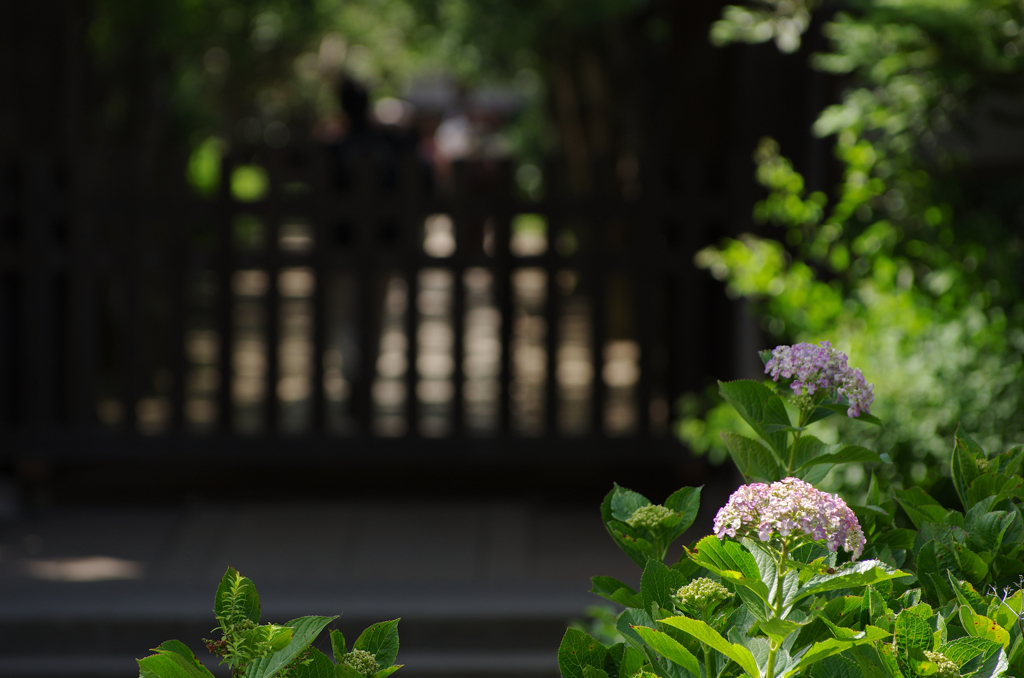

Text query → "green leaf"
[138,653,217,678]
[894,488,948,529]
[354,619,401,668]
[611,485,653,523]
[718,379,790,460]
[248,616,337,678]
[632,626,701,677]
[948,575,988,615]
[814,403,882,426]
[152,641,206,667]
[795,560,909,603]
[993,445,1024,477]
[295,648,335,678]
[602,486,657,568]
[336,666,364,678]
[689,536,770,607]
[796,444,888,470]
[721,432,782,483]
[788,626,891,678]
[663,486,702,538]
[592,576,643,608]
[214,567,261,632]
[959,607,1010,649]
[658,616,760,678]
[874,529,917,551]
[953,426,985,511]
[808,654,864,678]
[941,636,1000,667]
[894,610,932,678]
[374,665,403,678]
[330,630,346,663]
[966,474,1024,508]
[641,560,688,615]
[583,666,610,678]
[558,628,608,678]
[760,617,806,646]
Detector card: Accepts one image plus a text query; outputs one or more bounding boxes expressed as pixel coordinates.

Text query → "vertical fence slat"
[400,154,422,435]
[167,152,189,432]
[67,152,96,426]
[264,157,282,434]
[494,165,514,435]
[215,153,236,433]
[352,152,376,434]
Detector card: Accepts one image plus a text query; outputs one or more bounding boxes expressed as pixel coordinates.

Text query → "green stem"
[765,541,789,678]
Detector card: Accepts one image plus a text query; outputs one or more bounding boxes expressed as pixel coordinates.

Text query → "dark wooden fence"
[0,143,741,496]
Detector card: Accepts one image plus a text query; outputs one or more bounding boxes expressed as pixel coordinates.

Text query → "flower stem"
[765,541,789,678]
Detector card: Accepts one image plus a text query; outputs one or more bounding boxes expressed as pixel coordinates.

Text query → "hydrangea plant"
[560,343,1024,678]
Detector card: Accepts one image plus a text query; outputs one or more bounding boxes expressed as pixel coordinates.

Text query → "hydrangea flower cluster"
[626,504,675,530]
[343,649,379,677]
[713,477,866,560]
[673,577,732,612]
[924,651,959,678]
[764,341,874,418]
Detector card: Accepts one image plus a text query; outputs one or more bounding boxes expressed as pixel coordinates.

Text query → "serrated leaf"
[592,576,643,608]
[797,444,888,470]
[248,616,337,678]
[354,619,400,668]
[894,488,948,530]
[959,607,1010,649]
[875,529,917,551]
[949,575,988,615]
[374,665,402,678]
[663,486,702,539]
[602,486,658,568]
[689,536,770,607]
[294,648,334,678]
[138,653,217,678]
[941,636,1000,667]
[718,380,790,460]
[611,485,653,523]
[967,474,1024,508]
[657,616,760,678]
[894,610,931,678]
[953,426,986,511]
[814,403,882,426]
[795,561,909,603]
[583,665,610,678]
[331,630,346,663]
[788,626,891,677]
[808,653,864,678]
[558,628,608,678]
[641,560,688,615]
[214,567,261,632]
[153,640,205,666]
[721,432,782,483]
[632,626,700,677]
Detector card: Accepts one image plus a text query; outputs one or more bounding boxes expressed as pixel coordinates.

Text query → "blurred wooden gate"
[0,144,737,499]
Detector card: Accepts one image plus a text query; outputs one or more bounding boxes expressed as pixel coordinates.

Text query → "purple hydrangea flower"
[764,341,874,418]
[713,477,866,560]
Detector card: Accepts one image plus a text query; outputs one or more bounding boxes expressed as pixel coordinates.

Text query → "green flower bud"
[925,651,958,678]
[626,504,675,530]
[343,649,380,677]
[673,577,732,612]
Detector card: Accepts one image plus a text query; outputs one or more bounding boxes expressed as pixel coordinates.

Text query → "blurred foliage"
[681,0,1024,498]
[85,0,657,168]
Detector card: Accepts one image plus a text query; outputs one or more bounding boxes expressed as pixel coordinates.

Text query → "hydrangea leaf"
[689,535,770,605]
[788,626,890,678]
[796,444,889,469]
[582,665,610,678]
[794,560,908,603]
[721,432,782,484]
[948,574,988,615]
[959,607,1010,649]
[591,576,643,609]
[893,487,948,529]
[663,486,702,537]
[894,610,932,678]
[952,426,986,511]
[353,619,401,668]
[557,628,608,678]
[718,379,790,460]
[657,616,760,678]
[247,616,337,678]
[293,648,334,678]
[641,559,688,615]
[631,626,700,677]
[138,652,217,678]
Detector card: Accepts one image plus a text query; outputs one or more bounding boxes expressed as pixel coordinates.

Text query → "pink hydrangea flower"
[713,477,866,560]
[764,341,874,418]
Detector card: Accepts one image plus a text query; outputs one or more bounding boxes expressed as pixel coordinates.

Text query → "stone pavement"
[0,499,675,678]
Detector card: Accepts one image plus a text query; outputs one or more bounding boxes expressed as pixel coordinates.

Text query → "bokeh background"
[2,0,1024,676]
